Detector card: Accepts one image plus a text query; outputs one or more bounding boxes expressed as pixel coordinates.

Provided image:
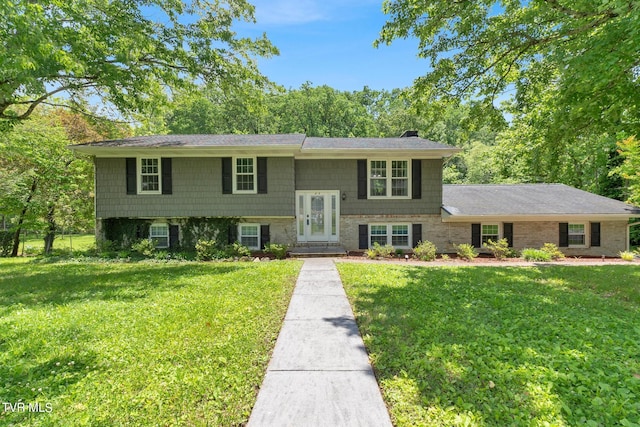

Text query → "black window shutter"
[591,222,601,247]
[169,224,179,249]
[126,158,137,194]
[228,225,238,244]
[260,225,270,249]
[559,223,569,247]
[471,223,481,248]
[412,224,422,248]
[357,160,367,199]
[161,158,172,195]
[412,159,422,199]
[359,224,368,249]
[503,223,513,247]
[257,157,268,194]
[222,157,232,194]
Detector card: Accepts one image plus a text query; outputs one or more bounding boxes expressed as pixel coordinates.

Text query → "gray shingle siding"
[96,157,295,218]
[295,159,442,215]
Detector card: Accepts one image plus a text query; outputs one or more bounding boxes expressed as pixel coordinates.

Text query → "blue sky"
[238,0,427,91]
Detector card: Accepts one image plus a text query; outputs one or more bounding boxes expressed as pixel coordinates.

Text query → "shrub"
[195,239,218,261]
[440,254,450,261]
[131,239,156,257]
[455,243,478,261]
[228,242,251,258]
[483,238,510,260]
[365,248,378,259]
[413,240,437,261]
[264,243,288,260]
[0,231,13,257]
[521,248,552,262]
[619,251,635,261]
[541,243,565,260]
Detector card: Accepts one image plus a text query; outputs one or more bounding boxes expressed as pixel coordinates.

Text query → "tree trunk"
[43,204,56,255]
[11,178,38,257]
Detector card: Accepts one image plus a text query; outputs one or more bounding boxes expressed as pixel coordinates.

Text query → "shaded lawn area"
[338,264,640,426]
[0,258,301,426]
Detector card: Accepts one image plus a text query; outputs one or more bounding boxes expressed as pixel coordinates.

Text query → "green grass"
[18,234,96,255]
[338,263,640,426]
[0,257,301,426]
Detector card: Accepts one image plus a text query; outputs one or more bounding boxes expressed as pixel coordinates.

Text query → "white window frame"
[568,223,587,248]
[149,223,169,248]
[238,223,260,250]
[233,157,257,194]
[481,223,501,245]
[369,224,412,249]
[138,157,162,194]
[367,159,411,199]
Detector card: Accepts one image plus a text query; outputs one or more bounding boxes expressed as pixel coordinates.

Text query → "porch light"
[342,192,346,201]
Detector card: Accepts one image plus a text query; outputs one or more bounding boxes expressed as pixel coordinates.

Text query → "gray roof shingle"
[302,136,454,150]
[74,134,307,148]
[442,184,640,217]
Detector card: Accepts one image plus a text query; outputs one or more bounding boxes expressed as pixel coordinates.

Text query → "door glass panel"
[298,195,305,236]
[311,195,325,236]
[331,195,337,236]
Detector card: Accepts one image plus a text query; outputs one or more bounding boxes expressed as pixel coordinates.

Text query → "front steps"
[289,244,348,258]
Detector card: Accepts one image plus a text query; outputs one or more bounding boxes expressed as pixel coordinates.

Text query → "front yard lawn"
[0,258,301,426]
[338,264,640,426]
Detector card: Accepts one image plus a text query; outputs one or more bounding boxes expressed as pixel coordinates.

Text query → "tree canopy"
[377,0,640,134]
[0,0,276,121]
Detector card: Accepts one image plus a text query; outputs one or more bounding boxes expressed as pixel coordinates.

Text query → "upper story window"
[234,157,257,194]
[368,160,410,199]
[139,158,161,194]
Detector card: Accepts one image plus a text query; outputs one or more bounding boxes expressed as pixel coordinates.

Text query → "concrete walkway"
[248,258,393,427]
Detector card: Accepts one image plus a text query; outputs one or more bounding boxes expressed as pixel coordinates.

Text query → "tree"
[0,111,95,256]
[0,0,276,121]
[378,1,640,135]
[611,136,640,206]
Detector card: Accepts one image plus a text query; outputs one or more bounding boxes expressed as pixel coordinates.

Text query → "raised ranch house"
[72,133,640,257]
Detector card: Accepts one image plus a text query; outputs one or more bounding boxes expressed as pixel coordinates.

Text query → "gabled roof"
[442,184,640,221]
[70,133,460,159]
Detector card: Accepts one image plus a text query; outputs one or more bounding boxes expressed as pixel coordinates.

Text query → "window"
[234,157,256,193]
[481,224,500,244]
[370,225,388,246]
[391,225,409,247]
[568,223,586,246]
[239,224,260,249]
[139,158,161,194]
[368,160,410,198]
[369,224,411,248]
[150,223,169,248]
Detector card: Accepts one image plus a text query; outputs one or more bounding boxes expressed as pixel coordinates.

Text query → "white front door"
[296,191,340,243]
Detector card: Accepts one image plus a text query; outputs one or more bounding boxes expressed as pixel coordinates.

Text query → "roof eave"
[441,212,640,222]
[69,145,301,157]
[296,148,460,159]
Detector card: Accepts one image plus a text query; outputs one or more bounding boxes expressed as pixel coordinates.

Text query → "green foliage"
[0,258,301,425]
[454,243,478,261]
[521,248,552,262]
[229,242,251,258]
[413,240,437,261]
[482,238,510,260]
[366,242,395,259]
[541,243,565,260]
[0,0,276,121]
[264,243,288,260]
[620,251,636,262]
[338,263,640,426]
[0,231,12,257]
[195,239,218,261]
[179,217,239,250]
[131,239,156,257]
[103,219,151,249]
[611,136,640,206]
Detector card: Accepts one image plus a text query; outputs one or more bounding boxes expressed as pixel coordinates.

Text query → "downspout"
[627,221,640,252]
